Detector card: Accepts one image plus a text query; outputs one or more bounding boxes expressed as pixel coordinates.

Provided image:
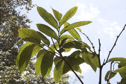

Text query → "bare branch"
[107,61,114,83]
[104,24,126,65]
[80,31,96,53]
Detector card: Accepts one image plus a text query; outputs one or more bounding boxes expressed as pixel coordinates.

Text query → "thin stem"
[103,24,126,66]
[60,53,84,84]
[107,62,114,83]
[80,31,96,53]
[98,39,102,84]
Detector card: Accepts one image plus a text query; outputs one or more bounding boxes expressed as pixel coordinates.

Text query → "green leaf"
[16,42,41,73]
[18,28,40,44]
[60,21,92,35]
[64,22,82,41]
[35,49,47,75]
[51,7,62,21]
[120,78,126,84]
[114,66,126,73]
[54,57,64,82]
[60,6,78,26]
[37,6,58,29]
[82,52,98,71]
[105,70,116,81]
[72,65,82,73]
[60,34,74,41]
[37,24,58,40]
[41,51,54,78]
[118,65,126,78]
[36,32,50,46]
[63,40,86,50]
[63,51,85,74]
[109,57,126,62]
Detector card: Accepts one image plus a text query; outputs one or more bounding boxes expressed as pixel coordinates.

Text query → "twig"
[107,61,114,83]
[80,31,96,53]
[98,39,102,84]
[103,24,126,65]
[51,37,59,52]
[60,53,84,84]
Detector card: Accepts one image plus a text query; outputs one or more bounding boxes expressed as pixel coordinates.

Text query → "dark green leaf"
[35,49,47,75]
[51,7,62,21]
[60,6,78,26]
[16,42,41,73]
[41,51,54,78]
[54,57,64,82]
[60,21,92,35]
[120,78,126,84]
[105,70,116,81]
[37,24,58,40]
[37,6,59,29]
[60,34,74,41]
[18,28,40,44]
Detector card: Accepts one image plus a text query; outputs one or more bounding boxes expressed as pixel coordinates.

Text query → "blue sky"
[22,0,126,84]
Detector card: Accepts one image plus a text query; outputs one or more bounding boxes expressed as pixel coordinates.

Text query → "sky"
[22,0,126,84]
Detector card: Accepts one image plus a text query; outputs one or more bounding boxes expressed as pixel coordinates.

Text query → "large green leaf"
[120,78,126,84]
[54,57,64,82]
[63,40,86,50]
[16,42,41,73]
[60,21,92,35]
[60,34,74,41]
[18,28,40,44]
[36,32,50,46]
[51,7,62,21]
[35,49,47,75]
[60,6,78,26]
[81,52,98,71]
[63,51,85,74]
[104,70,116,81]
[37,24,58,40]
[113,66,126,73]
[41,51,54,78]
[37,6,59,29]
[109,57,126,62]
[64,22,82,41]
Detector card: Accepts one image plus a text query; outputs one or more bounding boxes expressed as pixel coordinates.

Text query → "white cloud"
[98,18,121,39]
[77,3,100,20]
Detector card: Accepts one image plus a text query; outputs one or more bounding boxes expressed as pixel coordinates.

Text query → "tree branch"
[103,24,126,66]
[60,53,84,84]
[80,31,96,54]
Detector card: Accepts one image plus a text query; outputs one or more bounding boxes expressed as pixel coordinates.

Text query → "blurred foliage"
[0,0,69,83]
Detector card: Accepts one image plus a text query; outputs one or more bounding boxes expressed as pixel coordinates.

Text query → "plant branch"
[80,31,96,53]
[107,61,114,83]
[103,24,126,65]
[98,39,102,84]
[60,53,84,84]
